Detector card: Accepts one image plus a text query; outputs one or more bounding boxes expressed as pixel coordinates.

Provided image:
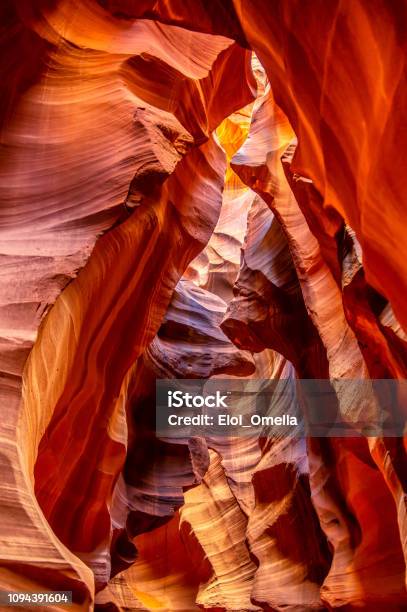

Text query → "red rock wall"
[0,1,406,610]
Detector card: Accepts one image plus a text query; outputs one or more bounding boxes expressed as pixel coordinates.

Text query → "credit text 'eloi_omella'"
[166,389,298,428]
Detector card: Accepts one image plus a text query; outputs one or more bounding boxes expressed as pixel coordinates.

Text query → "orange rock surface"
[0,1,406,610]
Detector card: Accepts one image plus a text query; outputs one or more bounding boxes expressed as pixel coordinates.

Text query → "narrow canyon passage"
[1,2,406,611]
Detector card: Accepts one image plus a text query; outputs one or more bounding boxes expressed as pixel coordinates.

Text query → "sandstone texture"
[0,1,406,610]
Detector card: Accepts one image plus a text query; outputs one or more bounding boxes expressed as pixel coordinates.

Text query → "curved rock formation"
[222,80,406,611]
[1,0,254,600]
[110,0,407,334]
[1,1,406,611]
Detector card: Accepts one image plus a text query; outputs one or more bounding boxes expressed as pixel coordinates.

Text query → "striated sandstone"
[0,2,406,611]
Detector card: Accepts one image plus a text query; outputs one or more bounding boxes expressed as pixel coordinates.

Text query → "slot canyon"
[0,1,407,610]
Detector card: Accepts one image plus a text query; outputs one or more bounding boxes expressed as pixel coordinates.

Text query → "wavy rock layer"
[222,85,406,610]
[106,0,407,334]
[1,0,254,601]
[1,1,406,611]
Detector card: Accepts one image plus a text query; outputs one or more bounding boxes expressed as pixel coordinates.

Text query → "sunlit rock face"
[1,1,406,610]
